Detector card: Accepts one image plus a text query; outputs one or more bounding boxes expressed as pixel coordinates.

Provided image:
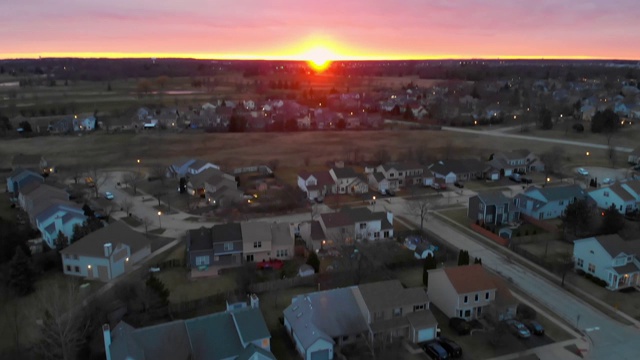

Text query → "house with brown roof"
[318,208,393,245]
[573,234,640,291]
[297,170,336,200]
[427,264,517,321]
[60,221,151,282]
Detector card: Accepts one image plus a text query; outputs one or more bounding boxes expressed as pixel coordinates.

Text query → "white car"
[602,178,614,185]
[104,191,115,200]
[577,168,589,176]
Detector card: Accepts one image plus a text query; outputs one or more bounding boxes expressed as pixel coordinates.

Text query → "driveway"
[572,166,633,184]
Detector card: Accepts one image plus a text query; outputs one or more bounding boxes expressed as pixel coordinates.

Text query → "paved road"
[442,126,635,153]
[382,197,640,360]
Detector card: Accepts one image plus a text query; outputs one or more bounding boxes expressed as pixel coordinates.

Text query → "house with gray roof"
[60,221,151,282]
[6,167,44,197]
[468,191,521,225]
[20,184,70,226]
[297,170,336,200]
[487,149,543,178]
[284,280,437,360]
[573,234,640,290]
[329,167,368,194]
[429,159,487,184]
[104,294,274,360]
[185,167,238,200]
[515,184,588,220]
[588,180,640,215]
[166,158,220,178]
[298,220,329,251]
[374,162,425,189]
[319,207,393,245]
[35,201,87,249]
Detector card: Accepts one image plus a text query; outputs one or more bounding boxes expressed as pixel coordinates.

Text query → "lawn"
[437,208,470,228]
[156,267,237,303]
[119,215,142,227]
[0,192,19,222]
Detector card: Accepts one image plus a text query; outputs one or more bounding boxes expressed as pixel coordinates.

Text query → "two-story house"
[573,234,640,291]
[429,159,487,184]
[283,281,437,360]
[329,167,369,194]
[6,168,44,197]
[373,162,425,189]
[428,264,517,321]
[487,149,543,177]
[104,294,275,360]
[241,222,273,263]
[515,184,588,220]
[35,201,87,248]
[21,184,70,226]
[297,170,336,200]
[166,158,220,178]
[318,208,394,245]
[588,180,640,215]
[468,191,521,225]
[60,221,151,282]
[186,167,237,198]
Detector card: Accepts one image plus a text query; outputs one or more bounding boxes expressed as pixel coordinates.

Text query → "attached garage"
[407,310,438,344]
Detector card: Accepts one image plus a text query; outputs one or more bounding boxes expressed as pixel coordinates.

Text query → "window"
[398,172,403,177]
[393,307,403,317]
[477,307,483,316]
[360,223,367,230]
[413,304,425,311]
[576,258,584,267]
[479,203,484,211]
[383,231,389,238]
[588,263,596,273]
[74,266,80,273]
[254,241,262,248]
[485,292,490,300]
[224,242,233,251]
[66,265,71,272]
[475,294,479,302]
[374,232,380,238]
[73,254,79,260]
[246,254,254,262]
[486,214,493,223]
[64,254,70,259]
[463,295,468,303]
[464,309,471,317]
[195,256,210,266]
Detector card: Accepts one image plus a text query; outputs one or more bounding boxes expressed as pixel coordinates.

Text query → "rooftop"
[440,264,499,294]
[60,221,150,258]
[357,280,429,313]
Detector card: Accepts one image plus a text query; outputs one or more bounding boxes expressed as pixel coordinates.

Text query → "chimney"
[250,293,260,309]
[102,324,112,360]
[104,243,113,257]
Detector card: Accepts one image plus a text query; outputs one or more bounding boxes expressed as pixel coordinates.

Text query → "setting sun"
[304,46,335,71]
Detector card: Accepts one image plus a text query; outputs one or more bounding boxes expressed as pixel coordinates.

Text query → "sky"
[1,0,639,60]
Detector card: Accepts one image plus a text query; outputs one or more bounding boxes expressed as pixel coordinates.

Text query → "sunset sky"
[2,0,639,60]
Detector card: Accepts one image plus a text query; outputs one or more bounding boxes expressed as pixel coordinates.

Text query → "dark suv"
[437,337,462,358]
[448,317,471,336]
[423,342,449,360]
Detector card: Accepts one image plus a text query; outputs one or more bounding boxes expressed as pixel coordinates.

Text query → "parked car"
[314,197,324,204]
[431,182,447,191]
[454,181,464,188]
[149,267,161,273]
[422,342,449,360]
[505,319,531,339]
[602,178,614,185]
[385,189,396,196]
[437,337,462,358]
[633,164,640,171]
[509,174,522,183]
[448,318,471,336]
[104,191,115,200]
[576,168,589,176]
[521,177,533,184]
[523,320,545,336]
[257,259,284,270]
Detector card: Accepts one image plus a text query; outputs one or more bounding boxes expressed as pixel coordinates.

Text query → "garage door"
[417,328,435,343]
[310,349,330,360]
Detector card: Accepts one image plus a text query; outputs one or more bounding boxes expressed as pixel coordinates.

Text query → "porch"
[607,265,640,291]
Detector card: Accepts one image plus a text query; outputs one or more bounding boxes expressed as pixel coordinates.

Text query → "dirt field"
[0,129,629,174]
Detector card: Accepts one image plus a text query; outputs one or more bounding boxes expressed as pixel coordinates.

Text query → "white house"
[628,147,640,165]
[60,221,151,282]
[329,167,368,194]
[318,208,393,245]
[516,184,588,220]
[35,201,87,249]
[297,170,336,200]
[167,158,220,178]
[588,180,640,215]
[573,235,640,291]
[428,264,517,321]
[375,162,424,188]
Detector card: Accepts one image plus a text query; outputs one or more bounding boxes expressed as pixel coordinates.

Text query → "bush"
[524,230,529,236]
[514,231,520,237]
[576,269,585,276]
[585,273,593,280]
[532,230,537,235]
[516,303,537,320]
[475,220,480,226]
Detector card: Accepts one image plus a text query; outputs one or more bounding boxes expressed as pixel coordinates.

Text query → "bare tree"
[33,281,92,360]
[87,167,110,198]
[68,165,85,185]
[406,197,431,232]
[120,197,134,215]
[141,217,153,236]
[122,171,146,195]
[373,149,391,165]
[539,145,564,179]
[150,164,167,185]
[607,143,618,168]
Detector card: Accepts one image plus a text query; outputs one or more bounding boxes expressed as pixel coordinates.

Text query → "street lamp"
[157,211,162,229]
[372,196,377,212]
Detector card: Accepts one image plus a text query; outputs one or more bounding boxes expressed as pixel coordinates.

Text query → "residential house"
[104,294,274,360]
[21,184,70,226]
[368,172,394,194]
[6,168,44,195]
[374,162,425,189]
[428,264,517,321]
[297,170,336,200]
[573,234,640,291]
[487,149,543,177]
[166,158,220,178]
[283,280,437,360]
[516,184,589,220]
[60,221,151,282]
[35,201,87,249]
[588,180,640,214]
[298,220,329,251]
[186,167,237,198]
[628,147,640,165]
[11,153,47,172]
[329,167,369,194]
[467,191,521,225]
[318,207,393,245]
[429,159,487,183]
[187,221,294,271]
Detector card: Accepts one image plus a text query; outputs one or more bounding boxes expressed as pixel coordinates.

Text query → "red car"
[257,259,284,270]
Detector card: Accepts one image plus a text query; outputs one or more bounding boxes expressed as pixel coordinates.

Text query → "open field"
[1,129,634,174]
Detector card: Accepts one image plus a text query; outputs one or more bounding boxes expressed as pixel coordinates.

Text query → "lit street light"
[372,196,377,212]
[157,211,162,229]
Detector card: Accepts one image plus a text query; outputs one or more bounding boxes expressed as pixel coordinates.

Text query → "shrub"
[576,269,585,276]
[475,220,480,226]
[524,230,529,236]
[532,230,537,235]
[517,303,537,320]
[585,273,594,280]
[514,231,520,237]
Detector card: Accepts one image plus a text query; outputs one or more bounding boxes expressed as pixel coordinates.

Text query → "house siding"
[427,271,459,318]
[573,239,613,284]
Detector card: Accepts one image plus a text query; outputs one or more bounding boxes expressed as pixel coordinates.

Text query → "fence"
[248,274,318,293]
[153,258,183,270]
[168,292,232,315]
[470,224,509,246]
[520,214,561,234]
